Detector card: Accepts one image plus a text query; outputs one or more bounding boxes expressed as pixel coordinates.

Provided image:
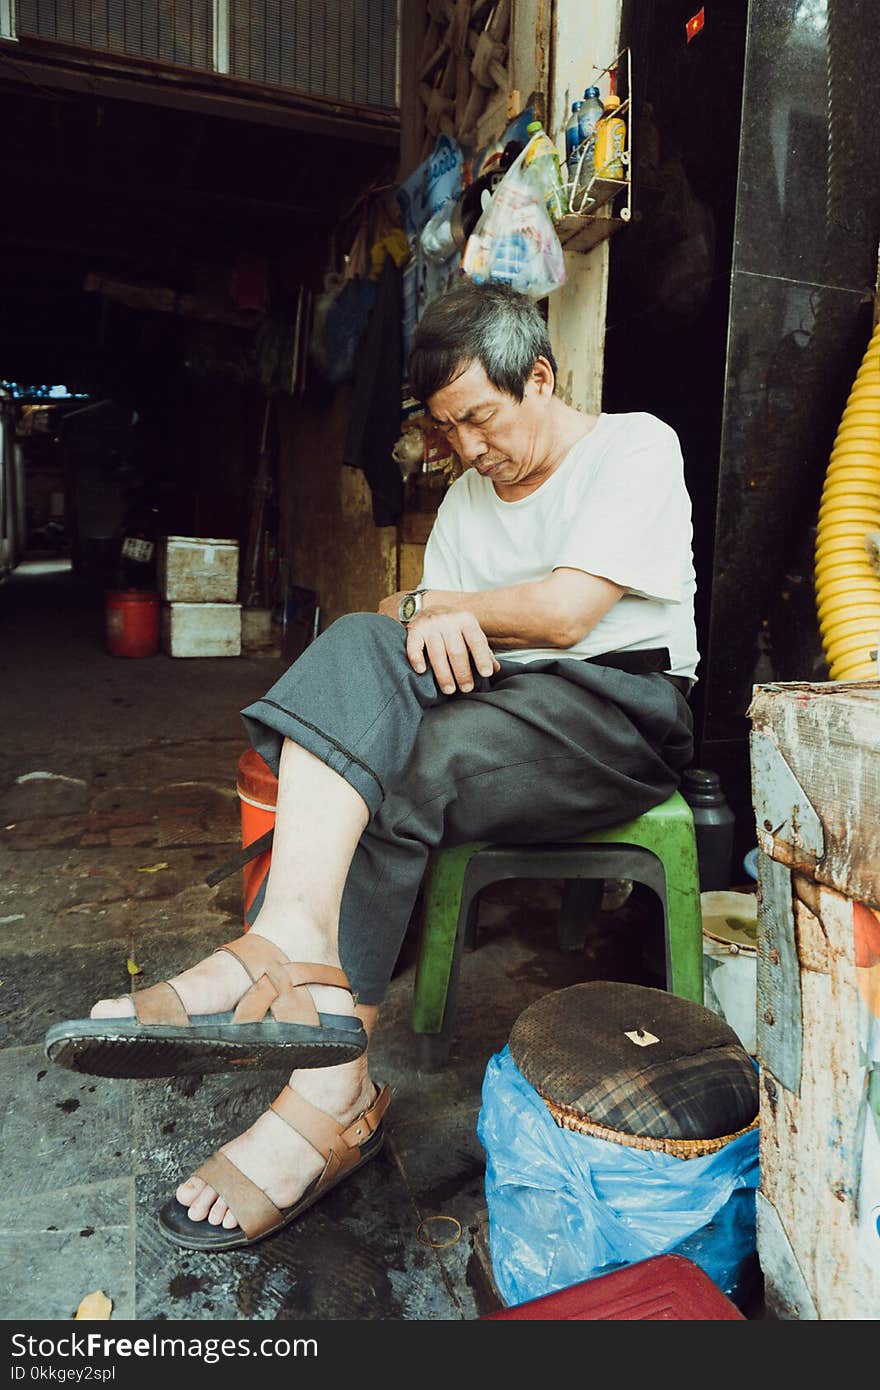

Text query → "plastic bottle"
[522,120,566,223]
[680,768,736,892]
[593,92,627,180]
[575,86,605,192]
[565,101,584,184]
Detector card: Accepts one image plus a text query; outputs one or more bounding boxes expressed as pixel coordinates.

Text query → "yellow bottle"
[523,120,567,223]
[593,94,627,180]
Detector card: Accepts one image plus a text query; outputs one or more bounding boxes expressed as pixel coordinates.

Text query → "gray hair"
[408,280,558,404]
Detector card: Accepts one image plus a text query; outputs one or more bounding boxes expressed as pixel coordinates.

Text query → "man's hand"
[378,591,408,622]
[407,607,500,694]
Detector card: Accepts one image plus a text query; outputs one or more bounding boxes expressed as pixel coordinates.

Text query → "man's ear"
[531,356,556,398]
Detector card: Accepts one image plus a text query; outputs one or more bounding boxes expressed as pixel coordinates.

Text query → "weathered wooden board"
[755,875,880,1319]
[748,681,880,908]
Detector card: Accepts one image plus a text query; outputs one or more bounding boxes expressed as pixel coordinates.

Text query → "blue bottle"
[576,86,605,192]
[565,100,584,183]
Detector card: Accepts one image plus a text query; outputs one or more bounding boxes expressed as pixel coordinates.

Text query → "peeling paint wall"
[547,0,623,413]
[277,387,397,628]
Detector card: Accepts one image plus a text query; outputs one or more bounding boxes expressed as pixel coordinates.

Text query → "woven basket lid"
[509,982,758,1148]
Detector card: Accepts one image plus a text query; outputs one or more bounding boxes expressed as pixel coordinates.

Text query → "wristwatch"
[398,589,428,623]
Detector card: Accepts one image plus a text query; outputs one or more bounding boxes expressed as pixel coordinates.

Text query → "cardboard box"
[161,601,241,657]
[158,535,239,603]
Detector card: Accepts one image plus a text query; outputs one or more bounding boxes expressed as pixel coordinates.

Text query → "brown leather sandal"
[157,1082,392,1250]
[43,934,367,1079]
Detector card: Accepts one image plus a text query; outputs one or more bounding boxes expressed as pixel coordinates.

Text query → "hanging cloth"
[343,256,404,527]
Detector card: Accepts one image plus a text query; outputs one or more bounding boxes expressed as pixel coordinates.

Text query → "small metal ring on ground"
[416,1215,463,1248]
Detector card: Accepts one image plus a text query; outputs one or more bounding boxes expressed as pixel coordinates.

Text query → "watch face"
[400,594,417,621]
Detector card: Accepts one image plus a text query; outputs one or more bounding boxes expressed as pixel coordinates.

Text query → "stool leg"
[413,919,466,1071]
[557,878,603,952]
[621,802,704,1004]
[663,839,704,1003]
[463,894,481,950]
[412,843,481,1040]
[575,794,704,1005]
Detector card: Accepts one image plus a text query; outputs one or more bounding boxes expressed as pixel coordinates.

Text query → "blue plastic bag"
[477,1045,760,1309]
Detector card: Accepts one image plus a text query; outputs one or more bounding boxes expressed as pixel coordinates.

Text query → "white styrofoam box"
[161,602,241,657]
[158,535,239,603]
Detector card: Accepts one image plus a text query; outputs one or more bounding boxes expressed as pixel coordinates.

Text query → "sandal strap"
[230,957,354,1026]
[270,1083,391,1183]
[191,1084,390,1241]
[216,934,289,983]
[132,981,190,1026]
[271,1087,347,1160]
[195,1152,282,1241]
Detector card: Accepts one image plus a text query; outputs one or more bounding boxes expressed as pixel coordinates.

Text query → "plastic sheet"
[462,144,566,300]
[478,1045,760,1309]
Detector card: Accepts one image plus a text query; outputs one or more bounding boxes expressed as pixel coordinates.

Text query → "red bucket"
[105,589,160,658]
[236,747,278,928]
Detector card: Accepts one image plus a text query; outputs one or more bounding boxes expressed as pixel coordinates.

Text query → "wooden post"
[399,0,429,181]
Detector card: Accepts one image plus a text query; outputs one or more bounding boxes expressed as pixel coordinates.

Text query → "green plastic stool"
[411,790,703,1070]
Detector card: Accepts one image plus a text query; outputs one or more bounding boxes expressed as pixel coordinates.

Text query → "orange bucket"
[236,748,278,928]
[105,589,160,657]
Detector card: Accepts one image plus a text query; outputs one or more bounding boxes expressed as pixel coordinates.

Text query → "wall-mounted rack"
[556,46,632,256]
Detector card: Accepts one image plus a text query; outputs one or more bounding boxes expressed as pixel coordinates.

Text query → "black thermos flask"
[681,767,736,892]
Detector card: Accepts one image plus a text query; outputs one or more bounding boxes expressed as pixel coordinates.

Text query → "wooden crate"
[748,681,880,1318]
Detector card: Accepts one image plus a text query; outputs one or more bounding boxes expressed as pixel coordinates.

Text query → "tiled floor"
[0,560,761,1322]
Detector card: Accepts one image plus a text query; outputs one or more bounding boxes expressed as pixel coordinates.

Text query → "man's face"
[427,359,551,488]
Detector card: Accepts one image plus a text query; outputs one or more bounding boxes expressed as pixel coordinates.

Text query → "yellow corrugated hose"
[815,318,880,679]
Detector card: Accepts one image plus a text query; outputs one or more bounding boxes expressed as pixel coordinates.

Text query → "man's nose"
[456,426,487,461]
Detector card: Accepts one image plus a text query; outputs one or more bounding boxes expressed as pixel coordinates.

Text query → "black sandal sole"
[156,1123,387,1251]
[43,1013,367,1079]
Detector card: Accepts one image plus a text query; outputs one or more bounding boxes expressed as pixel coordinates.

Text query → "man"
[45,280,697,1251]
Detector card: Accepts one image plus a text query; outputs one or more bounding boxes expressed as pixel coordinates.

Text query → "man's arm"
[378,568,624,694]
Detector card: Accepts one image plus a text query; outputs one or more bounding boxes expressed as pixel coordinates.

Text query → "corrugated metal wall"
[16,0,214,69]
[15,0,399,105]
[230,0,397,105]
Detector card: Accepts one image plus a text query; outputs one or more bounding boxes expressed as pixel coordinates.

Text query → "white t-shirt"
[419,411,700,679]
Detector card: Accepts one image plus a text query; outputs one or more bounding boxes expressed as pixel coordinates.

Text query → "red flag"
[686,7,705,42]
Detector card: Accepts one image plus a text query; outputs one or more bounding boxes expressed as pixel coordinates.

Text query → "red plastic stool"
[235,748,277,929]
[480,1254,746,1321]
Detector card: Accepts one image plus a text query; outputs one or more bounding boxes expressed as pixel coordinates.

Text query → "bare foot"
[173,1058,377,1230]
[88,919,357,1024]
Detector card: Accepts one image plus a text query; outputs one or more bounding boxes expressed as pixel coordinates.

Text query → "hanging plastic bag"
[477,1045,760,1310]
[462,144,566,300]
[309,270,345,375]
[419,198,458,264]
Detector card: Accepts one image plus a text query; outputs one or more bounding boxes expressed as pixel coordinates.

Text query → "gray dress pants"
[241,613,694,1006]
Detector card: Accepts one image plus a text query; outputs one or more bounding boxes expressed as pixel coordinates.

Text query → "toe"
[176,1176,205,1204]
[179,1180,216,1222]
[208,1197,230,1227]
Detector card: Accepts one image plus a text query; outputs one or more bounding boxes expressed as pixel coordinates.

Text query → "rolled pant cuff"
[240,698,385,818]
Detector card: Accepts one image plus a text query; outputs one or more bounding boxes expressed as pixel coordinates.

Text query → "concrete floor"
[0,560,757,1323]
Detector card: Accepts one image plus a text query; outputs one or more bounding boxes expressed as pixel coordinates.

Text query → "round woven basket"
[543,1095,759,1158]
[509,980,759,1155]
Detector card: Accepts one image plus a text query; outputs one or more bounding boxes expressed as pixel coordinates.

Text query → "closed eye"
[431,412,495,432]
